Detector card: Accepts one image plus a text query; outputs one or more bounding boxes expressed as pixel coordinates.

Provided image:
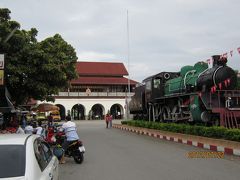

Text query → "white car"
[0,134,59,180]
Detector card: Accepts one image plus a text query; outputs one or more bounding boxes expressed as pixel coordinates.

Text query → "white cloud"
[77,51,117,61]
[1,0,240,82]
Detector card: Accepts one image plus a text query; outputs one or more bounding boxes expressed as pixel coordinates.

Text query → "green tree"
[0,8,78,105]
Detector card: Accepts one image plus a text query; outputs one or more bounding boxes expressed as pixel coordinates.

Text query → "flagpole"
[126,10,131,120]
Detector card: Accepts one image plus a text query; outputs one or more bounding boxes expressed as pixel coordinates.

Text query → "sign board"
[0,55,4,85]
[0,54,4,69]
[0,70,4,85]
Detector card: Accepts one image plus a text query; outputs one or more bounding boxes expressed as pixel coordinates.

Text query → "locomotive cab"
[144,72,179,104]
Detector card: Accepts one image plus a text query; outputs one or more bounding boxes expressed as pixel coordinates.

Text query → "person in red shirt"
[105,114,110,128]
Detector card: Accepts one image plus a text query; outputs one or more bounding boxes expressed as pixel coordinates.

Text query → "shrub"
[192,126,204,136]
[224,129,240,142]
[121,121,128,125]
[124,120,240,142]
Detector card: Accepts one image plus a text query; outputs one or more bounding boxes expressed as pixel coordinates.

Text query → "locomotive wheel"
[171,105,181,121]
[162,106,171,121]
[201,111,211,122]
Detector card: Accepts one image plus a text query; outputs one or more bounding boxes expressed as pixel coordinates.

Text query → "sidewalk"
[113,124,240,156]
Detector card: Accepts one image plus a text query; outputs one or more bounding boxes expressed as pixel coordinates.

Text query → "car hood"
[0,176,25,180]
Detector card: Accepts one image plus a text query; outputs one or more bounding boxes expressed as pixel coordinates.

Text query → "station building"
[53,61,138,120]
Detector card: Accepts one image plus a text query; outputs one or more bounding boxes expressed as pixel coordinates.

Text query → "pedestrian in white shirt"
[60,114,79,164]
[24,122,34,134]
[35,121,43,136]
[16,125,25,134]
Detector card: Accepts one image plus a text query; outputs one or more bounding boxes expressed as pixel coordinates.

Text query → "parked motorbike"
[55,129,85,164]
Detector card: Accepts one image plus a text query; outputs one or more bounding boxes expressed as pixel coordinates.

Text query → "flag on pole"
[222,53,228,58]
[206,59,211,65]
[237,47,240,54]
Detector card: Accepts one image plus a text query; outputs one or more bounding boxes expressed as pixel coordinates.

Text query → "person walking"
[105,114,110,128]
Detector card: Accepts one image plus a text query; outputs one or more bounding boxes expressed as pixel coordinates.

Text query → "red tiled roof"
[71,77,138,85]
[76,62,128,76]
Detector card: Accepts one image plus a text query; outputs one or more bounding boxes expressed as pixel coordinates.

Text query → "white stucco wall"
[53,98,126,119]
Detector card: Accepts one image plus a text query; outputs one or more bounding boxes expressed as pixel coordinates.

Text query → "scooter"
[55,129,85,164]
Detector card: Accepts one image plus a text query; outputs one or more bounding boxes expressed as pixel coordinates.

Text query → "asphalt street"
[59,120,240,180]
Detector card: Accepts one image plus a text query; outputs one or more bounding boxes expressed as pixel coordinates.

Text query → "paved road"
[59,120,240,180]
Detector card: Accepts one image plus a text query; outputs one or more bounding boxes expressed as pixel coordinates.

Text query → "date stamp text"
[187,151,224,158]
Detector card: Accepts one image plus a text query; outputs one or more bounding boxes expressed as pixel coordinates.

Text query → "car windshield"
[0,145,26,178]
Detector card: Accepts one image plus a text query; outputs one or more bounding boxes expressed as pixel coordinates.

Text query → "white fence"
[56,92,134,97]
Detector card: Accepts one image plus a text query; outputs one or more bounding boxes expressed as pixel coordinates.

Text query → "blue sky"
[1,0,240,82]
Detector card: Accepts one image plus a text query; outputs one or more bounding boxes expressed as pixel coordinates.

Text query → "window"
[34,139,52,171]
[146,80,151,90]
[0,145,25,178]
[154,78,161,89]
[41,142,53,162]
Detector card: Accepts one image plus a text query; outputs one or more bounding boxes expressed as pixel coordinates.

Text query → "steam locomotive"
[129,55,240,128]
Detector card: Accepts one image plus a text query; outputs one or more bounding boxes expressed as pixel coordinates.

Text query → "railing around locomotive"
[209,90,240,109]
[210,90,240,129]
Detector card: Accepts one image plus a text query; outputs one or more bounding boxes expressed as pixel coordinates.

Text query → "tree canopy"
[0,8,78,105]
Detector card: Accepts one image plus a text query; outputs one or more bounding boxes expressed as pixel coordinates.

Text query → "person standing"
[21,115,27,129]
[35,121,43,136]
[24,122,34,134]
[105,114,109,128]
[48,113,53,127]
[109,114,113,128]
[16,124,25,134]
[0,113,4,130]
[65,113,71,121]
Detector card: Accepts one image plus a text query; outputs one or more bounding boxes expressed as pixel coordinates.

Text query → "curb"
[113,124,240,156]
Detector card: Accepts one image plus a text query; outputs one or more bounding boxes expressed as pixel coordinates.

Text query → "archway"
[71,104,85,120]
[110,104,124,119]
[55,104,66,120]
[91,104,105,120]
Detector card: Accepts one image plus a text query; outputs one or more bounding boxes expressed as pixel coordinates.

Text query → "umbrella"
[31,103,59,112]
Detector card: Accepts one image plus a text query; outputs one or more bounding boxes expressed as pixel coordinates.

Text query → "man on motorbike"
[60,114,79,164]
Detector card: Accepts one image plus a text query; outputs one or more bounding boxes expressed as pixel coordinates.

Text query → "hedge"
[120,120,240,142]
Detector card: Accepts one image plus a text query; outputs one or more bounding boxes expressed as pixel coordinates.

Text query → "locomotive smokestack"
[212,55,227,67]
[212,55,220,67]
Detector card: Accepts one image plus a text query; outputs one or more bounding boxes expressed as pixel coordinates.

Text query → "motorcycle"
[55,128,85,164]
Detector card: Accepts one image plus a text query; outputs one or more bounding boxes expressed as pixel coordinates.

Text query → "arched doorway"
[55,104,66,120]
[90,104,105,120]
[71,104,85,120]
[110,104,124,119]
